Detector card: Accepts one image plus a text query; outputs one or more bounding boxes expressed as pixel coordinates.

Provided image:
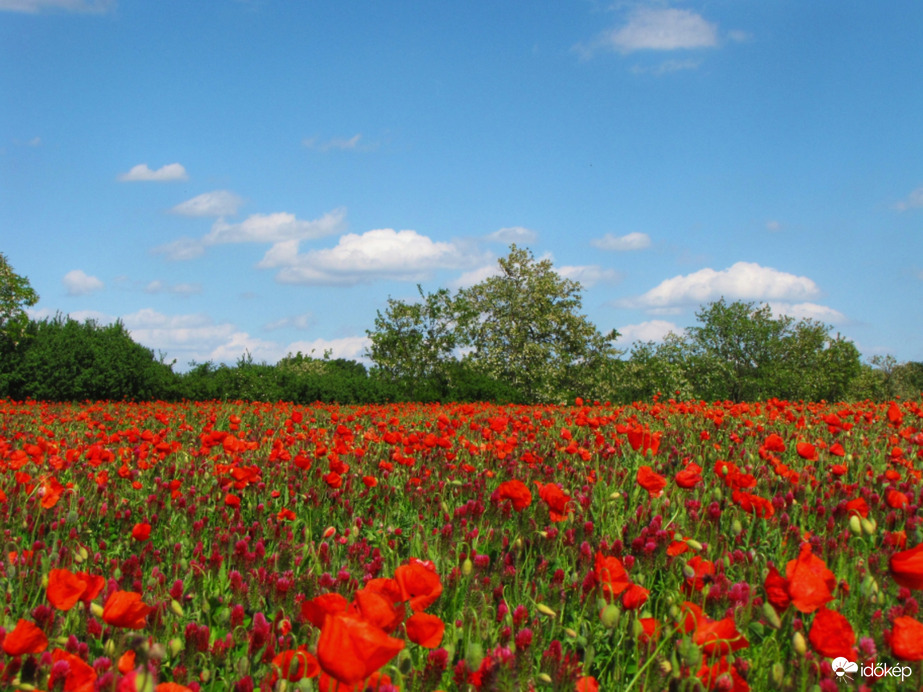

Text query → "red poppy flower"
[890,542,923,590]
[2,618,48,656]
[637,466,667,498]
[405,612,445,648]
[785,543,835,613]
[763,433,786,452]
[681,602,749,657]
[684,556,716,593]
[576,676,600,692]
[496,480,532,511]
[891,616,923,661]
[886,489,910,509]
[301,592,350,629]
[621,583,650,610]
[675,463,703,489]
[796,442,818,461]
[594,552,630,597]
[102,590,152,629]
[40,475,65,509]
[763,564,791,612]
[272,647,320,681]
[394,559,443,613]
[353,585,405,633]
[808,607,855,659]
[317,613,404,685]
[534,481,571,522]
[47,568,90,611]
[225,493,241,508]
[156,684,194,692]
[637,617,660,645]
[131,522,151,542]
[50,648,97,691]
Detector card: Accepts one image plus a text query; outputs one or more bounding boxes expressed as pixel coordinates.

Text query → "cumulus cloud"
[0,0,114,12]
[450,263,502,289]
[582,8,718,56]
[767,302,847,325]
[486,226,538,244]
[63,269,104,296]
[591,232,651,251]
[171,190,243,217]
[895,185,923,211]
[629,59,702,75]
[557,265,620,288]
[615,320,683,346]
[153,208,345,261]
[622,262,821,311]
[118,163,188,182]
[267,228,485,286]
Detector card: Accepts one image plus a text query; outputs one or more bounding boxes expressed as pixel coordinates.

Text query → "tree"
[457,245,619,402]
[0,253,39,346]
[366,286,460,400]
[682,298,860,401]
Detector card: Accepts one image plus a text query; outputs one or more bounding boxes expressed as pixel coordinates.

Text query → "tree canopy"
[0,252,39,346]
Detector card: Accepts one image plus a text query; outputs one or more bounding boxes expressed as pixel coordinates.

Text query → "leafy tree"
[0,252,39,346]
[366,286,461,400]
[457,245,620,402]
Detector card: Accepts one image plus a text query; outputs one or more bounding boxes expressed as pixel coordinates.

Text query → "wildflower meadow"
[1,397,922,691]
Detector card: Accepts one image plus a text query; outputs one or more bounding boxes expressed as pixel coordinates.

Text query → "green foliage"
[2,314,178,401]
[0,252,39,347]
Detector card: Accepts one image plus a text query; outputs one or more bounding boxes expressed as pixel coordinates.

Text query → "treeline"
[1,249,921,403]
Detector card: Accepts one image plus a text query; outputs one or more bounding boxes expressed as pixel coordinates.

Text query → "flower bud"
[731,518,743,536]
[168,637,184,657]
[600,604,621,629]
[538,673,553,684]
[793,631,807,655]
[848,515,863,536]
[762,601,781,629]
[461,558,473,576]
[861,517,877,536]
[771,662,785,686]
[686,539,703,551]
[536,603,557,618]
[170,599,184,618]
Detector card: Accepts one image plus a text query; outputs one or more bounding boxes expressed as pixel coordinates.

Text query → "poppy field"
[1,397,923,691]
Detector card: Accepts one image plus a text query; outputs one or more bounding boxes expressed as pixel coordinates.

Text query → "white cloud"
[591,232,651,251]
[766,220,782,232]
[557,265,620,288]
[767,302,847,325]
[0,0,113,12]
[303,134,366,152]
[118,163,188,182]
[486,226,538,244]
[615,320,683,346]
[268,228,484,286]
[282,336,371,363]
[144,280,202,296]
[895,185,923,211]
[62,269,104,296]
[450,263,502,289]
[171,190,243,217]
[264,313,315,331]
[154,208,345,261]
[206,209,344,245]
[623,262,821,310]
[599,9,718,54]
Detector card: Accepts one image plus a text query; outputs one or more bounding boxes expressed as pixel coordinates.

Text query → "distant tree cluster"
[0,249,919,403]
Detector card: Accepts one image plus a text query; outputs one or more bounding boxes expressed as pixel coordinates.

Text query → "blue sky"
[2,0,922,370]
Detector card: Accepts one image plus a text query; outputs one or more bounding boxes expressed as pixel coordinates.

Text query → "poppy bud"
[536,603,557,618]
[848,515,862,536]
[677,638,702,668]
[771,662,785,685]
[793,631,807,655]
[170,600,184,618]
[762,601,781,629]
[168,637,183,657]
[91,602,104,618]
[731,519,743,536]
[538,673,553,683]
[861,517,876,536]
[686,539,703,551]
[201,670,211,683]
[466,641,483,670]
[564,627,578,639]
[236,655,250,677]
[600,604,621,629]
[860,575,879,598]
[104,638,116,657]
[461,558,473,576]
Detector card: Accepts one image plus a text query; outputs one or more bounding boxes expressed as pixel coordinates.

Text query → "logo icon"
[832,657,859,680]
